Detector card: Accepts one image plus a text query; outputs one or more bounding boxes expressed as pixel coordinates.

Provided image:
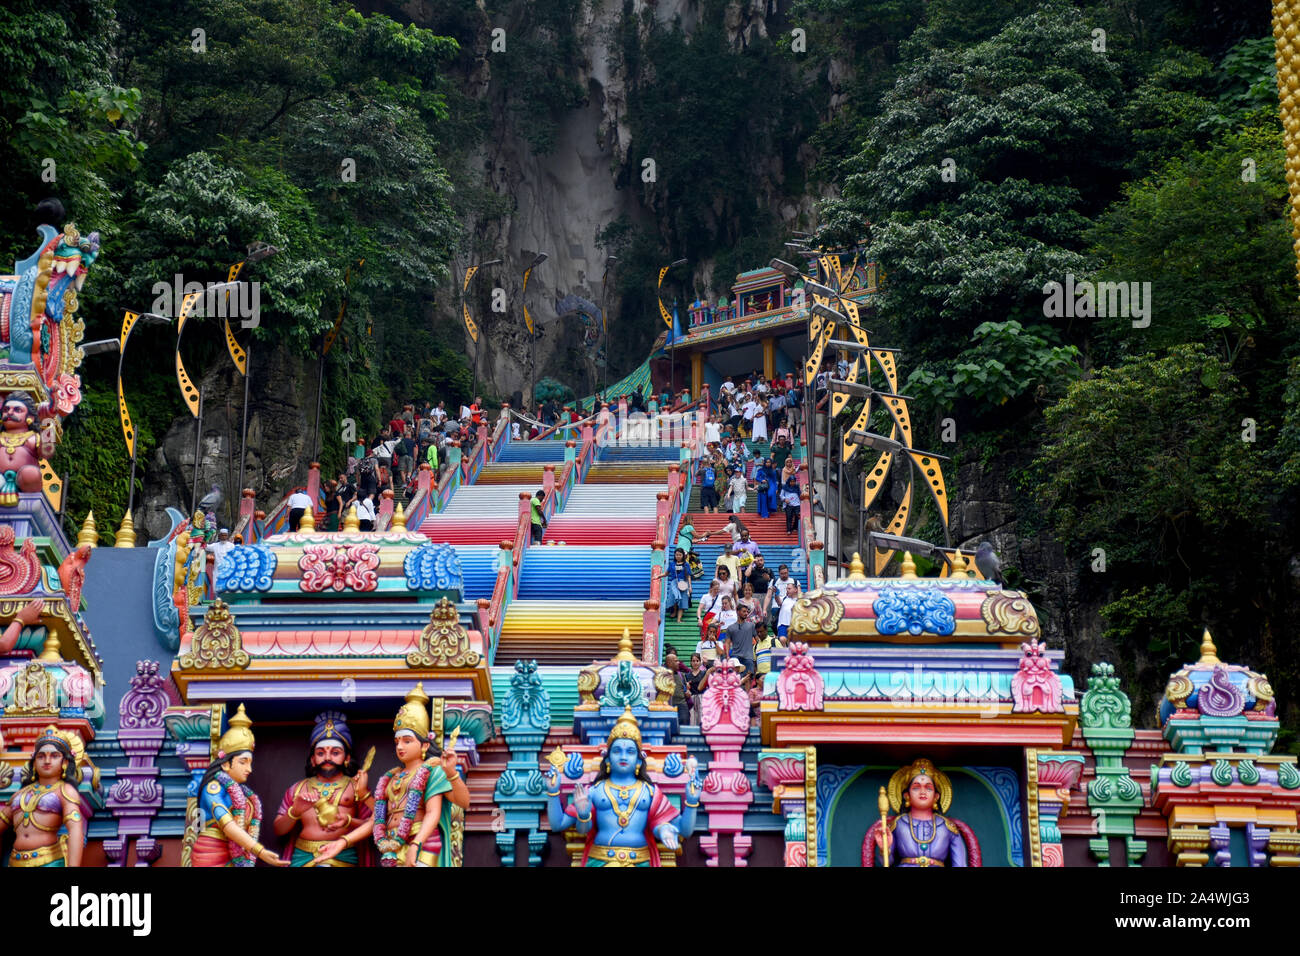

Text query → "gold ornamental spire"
[114,511,136,548]
[392,502,407,531]
[77,511,98,548]
[1198,628,1220,666]
[847,552,866,580]
[900,552,918,579]
[342,503,360,533]
[615,628,635,663]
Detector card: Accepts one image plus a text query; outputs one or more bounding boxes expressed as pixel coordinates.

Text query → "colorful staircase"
[494,600,645,665]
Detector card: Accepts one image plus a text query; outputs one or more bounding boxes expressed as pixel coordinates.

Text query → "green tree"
[1035,345,1282,702]
[819,1,1124,413]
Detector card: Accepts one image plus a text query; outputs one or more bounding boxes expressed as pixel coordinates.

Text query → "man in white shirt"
[432,401,448,425]
[355,494,377,531]
[208,528,235,576]
[287,490,314,532]
[776,581,799,638]
[765,563,801,612]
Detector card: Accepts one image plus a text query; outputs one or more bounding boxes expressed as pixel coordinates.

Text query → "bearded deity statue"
[0,392,51,506]
[272,711,374,866]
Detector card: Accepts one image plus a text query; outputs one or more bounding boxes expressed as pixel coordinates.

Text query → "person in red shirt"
[470,397,483,426]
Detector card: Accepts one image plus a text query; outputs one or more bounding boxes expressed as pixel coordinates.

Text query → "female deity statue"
[312,683,470,867]
[190,704,287,867]
[862,758,981,867]
[0,726,88,866]
[0,392,51,506]
[545,707,702,867]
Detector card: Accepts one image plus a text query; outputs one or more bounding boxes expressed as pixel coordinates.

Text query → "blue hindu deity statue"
[546,708,702,867]
[862,758,981,867]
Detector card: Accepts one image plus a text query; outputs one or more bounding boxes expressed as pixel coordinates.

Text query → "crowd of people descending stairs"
[281,373,812,733]
[306,397,490,533]
[659,370,808,732]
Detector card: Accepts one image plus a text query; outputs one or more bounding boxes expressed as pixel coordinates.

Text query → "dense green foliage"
[3,0,477,529]
[2,0,1298,731]
[812,0,1297,727]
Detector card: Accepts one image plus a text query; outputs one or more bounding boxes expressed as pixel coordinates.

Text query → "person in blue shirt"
[664,548,692,622]
[753,458,777,518]
[697,460,720,513]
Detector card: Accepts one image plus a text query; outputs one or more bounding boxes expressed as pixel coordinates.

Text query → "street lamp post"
[229,243,278,509]
[658,258,687,398]
[522,253,548,409]
[600,255,617,401]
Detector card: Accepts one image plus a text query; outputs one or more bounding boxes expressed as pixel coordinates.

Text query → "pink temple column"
[699,664,755,866]
[542,464,556,498]
[417,462,432,495]
[306,461,321,505]
[377,488,394,528]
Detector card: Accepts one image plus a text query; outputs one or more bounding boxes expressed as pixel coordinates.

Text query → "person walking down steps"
[529,489,547,544]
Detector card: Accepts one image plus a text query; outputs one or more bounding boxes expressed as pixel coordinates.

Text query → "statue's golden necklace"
[603,781,645,829]
[0,430,34,454]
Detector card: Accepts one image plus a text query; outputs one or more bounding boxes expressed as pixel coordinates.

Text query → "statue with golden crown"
[272,710,374,867]
[862,758,981,867]
[313,683,470,867]
[190,704,286,867]
[0,726,94,866]
[545,707,702,867]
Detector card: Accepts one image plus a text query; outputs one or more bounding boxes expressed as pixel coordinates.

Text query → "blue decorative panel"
[215,545,277,592]
[873,585,956,636]
[403,542,465,593]
[969,766,1023,866]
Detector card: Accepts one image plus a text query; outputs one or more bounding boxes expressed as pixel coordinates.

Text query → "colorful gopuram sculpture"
[0,214,100,512]
[273,711,373,866]
[313,683,469,866]
[0,725,91,866]
[189,704,285,867]
[1150,631,1300,866]
[863,758,981,867]
[546,707,701,867]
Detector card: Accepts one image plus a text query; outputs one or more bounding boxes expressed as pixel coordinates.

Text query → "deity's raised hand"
[572,782,590,815]
[353,769,368,800]
[440,750,458,776]
[545,766,560,794]
[685,770,703,802]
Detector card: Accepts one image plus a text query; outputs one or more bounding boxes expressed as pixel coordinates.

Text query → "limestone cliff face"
[140,343,319,540]
[444,0,673,400]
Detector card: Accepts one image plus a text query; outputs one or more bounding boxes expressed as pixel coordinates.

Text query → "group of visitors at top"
[287,397,490,533]
[695,371,805,533]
